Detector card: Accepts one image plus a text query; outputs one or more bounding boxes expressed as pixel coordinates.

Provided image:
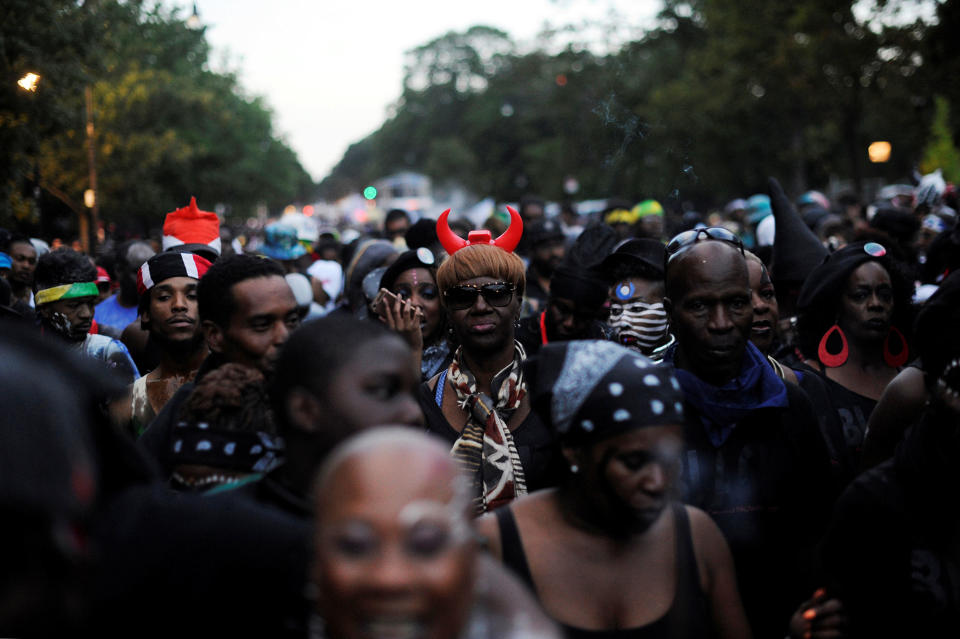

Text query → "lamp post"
[83,86,99,254]
[16,72,42,232]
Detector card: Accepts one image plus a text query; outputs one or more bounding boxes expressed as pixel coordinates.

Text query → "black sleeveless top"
[494,503,715,639]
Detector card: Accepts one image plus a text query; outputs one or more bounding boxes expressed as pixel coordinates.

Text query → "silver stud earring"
[569,464,579,474]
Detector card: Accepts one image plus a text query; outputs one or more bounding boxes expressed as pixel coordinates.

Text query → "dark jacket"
[680,378,834,638]
[820,408,960,639]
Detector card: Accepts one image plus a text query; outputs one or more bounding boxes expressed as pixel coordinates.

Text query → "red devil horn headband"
[436,206,523,255]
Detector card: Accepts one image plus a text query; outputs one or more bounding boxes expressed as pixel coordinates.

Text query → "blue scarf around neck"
[667,341,789,447]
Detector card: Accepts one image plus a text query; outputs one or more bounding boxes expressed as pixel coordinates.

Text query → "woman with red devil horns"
[794,241,914,481]
[417,207,563,515]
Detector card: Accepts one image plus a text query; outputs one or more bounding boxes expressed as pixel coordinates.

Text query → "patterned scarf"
[448,341,528,514]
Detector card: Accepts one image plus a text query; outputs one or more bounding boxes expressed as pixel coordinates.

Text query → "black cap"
[870,205,920,243]
[379,248,437,291]
[526,219,565,247]
[550,264,609,311]
[404,218,439,250]
[599,238,666,279]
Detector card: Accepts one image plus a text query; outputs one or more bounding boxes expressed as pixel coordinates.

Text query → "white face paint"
[50,311,74,335]
[396,474,473,546]
[608,300,669,353]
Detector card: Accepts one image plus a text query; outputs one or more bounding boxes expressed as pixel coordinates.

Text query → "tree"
[321,1,942,208]
[920,96,960,183]
[2,0,313,238]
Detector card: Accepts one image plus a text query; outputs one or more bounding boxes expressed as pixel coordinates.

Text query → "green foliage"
[920,96,960,183]
[322,1,944,208]
[2,0,313,236]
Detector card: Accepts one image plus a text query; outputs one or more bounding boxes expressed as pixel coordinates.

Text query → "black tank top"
[494,502,716,639]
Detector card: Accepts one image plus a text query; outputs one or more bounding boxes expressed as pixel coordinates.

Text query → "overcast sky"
[170,0,661,181]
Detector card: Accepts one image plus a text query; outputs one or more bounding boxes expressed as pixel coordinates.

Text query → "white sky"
[170,0,661,181]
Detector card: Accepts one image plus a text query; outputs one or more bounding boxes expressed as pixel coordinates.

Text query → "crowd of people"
[2,171,959,638]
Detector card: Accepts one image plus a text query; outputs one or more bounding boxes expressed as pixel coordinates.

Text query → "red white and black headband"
[137,252,212,296]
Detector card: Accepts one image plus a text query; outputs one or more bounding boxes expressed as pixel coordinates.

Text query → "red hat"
[95,266,111,284]
[162,197,221,259]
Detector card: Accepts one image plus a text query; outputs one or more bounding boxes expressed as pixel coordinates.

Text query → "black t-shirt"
[795,362,877,476]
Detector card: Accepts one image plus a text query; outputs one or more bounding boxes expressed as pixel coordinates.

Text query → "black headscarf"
[525,340,684,446]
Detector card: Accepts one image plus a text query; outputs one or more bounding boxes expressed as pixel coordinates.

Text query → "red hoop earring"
[818,324,849,367]
[883,326,909,368]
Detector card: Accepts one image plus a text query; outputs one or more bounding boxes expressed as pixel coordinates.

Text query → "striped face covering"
[608,300,669,353]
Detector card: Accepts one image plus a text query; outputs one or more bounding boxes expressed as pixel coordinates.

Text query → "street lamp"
[868,141,892,163]
[17,72,40,92]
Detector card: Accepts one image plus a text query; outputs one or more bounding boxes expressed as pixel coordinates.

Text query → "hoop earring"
[818,324,849,367]
[883,326,908,368]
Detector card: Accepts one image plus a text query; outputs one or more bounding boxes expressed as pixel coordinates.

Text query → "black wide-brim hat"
[796,241,890,312]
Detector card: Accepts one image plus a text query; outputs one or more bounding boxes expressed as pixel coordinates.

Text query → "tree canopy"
[320,0,952,209]
[1,0,313,239]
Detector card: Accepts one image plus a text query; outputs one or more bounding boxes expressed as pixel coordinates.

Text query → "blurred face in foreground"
[314,440,476,639]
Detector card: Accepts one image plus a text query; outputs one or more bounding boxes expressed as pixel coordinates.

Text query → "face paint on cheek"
[608,302,669,351]
[50,311,73,336]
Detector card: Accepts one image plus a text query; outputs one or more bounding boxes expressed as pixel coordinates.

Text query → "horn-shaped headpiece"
[436,206,523,255]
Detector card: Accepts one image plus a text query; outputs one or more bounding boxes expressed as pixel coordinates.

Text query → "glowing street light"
[17,72,40,92]
[84,189,96,209]
[868,141,892,163]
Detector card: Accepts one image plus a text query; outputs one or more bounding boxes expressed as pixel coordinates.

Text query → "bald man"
[662,234,833,638]
[311,428,560,639]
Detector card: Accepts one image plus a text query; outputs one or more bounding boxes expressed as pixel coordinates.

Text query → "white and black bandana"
[526,340,684,444]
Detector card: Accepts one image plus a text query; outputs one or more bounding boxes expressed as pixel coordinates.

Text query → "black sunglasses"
[444,282,515,310]
[665,227,745,265]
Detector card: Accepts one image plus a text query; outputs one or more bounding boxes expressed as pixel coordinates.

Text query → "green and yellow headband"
[34,282,99,306]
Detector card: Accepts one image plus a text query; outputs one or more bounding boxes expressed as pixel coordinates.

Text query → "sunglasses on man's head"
[443,282,515,310]
[665,227,745,265]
